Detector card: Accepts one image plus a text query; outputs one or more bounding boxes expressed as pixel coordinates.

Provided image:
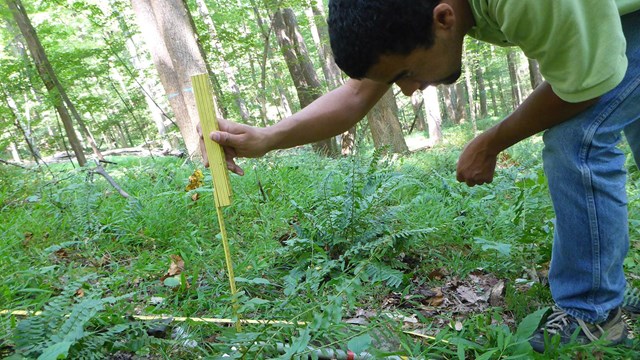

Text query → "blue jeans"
[542,10,640,323]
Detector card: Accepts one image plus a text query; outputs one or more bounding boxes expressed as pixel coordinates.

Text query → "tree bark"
[273,8,337,156]
[1,87,40,163]
[528,58,543,90]
[131,0,204,157]
[305,0,343,90]
[507,49,522,109]
[194,0,251,123]
[410,91,426,133]
[6,0,86,165]
[475,64,488,118]
[423,87,443,144]
[367,88,408,154]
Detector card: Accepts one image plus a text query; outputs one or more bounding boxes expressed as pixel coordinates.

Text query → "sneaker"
[529,306,628,353]
[623,286,640,319]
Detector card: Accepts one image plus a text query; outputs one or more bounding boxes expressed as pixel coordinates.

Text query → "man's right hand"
[197,118,272,176]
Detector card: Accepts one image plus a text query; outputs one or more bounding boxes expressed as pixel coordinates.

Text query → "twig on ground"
[91,160,132,199]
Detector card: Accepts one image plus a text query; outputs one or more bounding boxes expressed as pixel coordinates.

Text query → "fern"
[365,262,404,288]
[279,154,435,289]
[11,278,145,359]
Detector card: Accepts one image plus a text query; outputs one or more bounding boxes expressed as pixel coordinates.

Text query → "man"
[201,0,640,352]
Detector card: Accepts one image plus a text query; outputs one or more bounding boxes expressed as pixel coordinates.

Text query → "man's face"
[365,38,463,96]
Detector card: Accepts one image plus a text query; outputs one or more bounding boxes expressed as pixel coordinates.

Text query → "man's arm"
[204,78,389,175]
[456,81,599,186]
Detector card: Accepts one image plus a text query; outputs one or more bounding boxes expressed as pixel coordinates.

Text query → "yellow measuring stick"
[192,74,240,331]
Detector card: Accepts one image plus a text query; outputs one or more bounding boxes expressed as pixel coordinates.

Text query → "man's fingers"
[210,131,241,147]
[199,137,209,168]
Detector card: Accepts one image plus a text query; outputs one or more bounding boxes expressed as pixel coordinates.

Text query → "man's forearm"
[485,82,599,154]
[265,79,390,151]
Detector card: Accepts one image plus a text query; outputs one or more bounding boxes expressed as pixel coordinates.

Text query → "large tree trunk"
[273,8,337,156]
[6,0,86,165]
[367,89,408,154]
[131,0,205,158]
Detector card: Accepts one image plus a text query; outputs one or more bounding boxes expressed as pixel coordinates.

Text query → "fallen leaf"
[457,286,481,304]
[454,320,463,331]
[191,193,200,201]
[23,232,33,246]
[161,255,185,281]
[418,287,444,307]
[185,169,204,191]
[75,288,85,298]
[489,281,505,306]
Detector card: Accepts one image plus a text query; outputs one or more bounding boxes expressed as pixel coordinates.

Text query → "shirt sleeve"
[494,0,628,103]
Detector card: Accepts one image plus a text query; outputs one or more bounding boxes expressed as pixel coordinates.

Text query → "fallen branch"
[0,158,30,169]
[91,160,132,199]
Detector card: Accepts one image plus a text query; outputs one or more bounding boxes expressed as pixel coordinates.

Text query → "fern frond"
[365,262,404,288]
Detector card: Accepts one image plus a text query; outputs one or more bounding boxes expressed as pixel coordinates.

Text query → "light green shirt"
[467,0,640,102]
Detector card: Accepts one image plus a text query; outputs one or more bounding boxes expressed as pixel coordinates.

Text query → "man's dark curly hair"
[328,0,441,79]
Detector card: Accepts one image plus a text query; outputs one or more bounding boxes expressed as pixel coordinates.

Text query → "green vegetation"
[2,123,640,359]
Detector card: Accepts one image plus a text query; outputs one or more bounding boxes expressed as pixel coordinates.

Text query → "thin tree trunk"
[475,64,488,118]
[423,87,443,144]
[306,0,342,89]
[6,0,86,165]
[410,91,426,133]
[507,49,522,109]
[463,60,477,133]
[528,58,543,90]
[194,0,251,123]
[455,82,467,124]
[2,87,40,163]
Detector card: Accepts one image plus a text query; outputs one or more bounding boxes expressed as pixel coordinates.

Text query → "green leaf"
[515,307,549,339]
[37,341,72,360]
[280,328,311,358]
[163,276,181,287]
[474,238,511,257]
[235,277,272,285]
[347,333,372,354]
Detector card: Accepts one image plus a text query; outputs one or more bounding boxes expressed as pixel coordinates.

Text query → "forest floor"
[2,121,640,359]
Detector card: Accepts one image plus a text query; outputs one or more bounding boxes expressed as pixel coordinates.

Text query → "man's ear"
[433,3,455,30]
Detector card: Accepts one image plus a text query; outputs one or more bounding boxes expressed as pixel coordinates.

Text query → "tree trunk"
[6,0,86,165]
[115,10,173,151]
[130,0,204,157]
[455,82,467,124]
[8,141,21,163]
[194,0,251,123]
[475,64,488,118]
[367,88,408,154]
[410,91,426,133]
[2,87,40,163]
[528,58,543,90]
[507,49,522,109]
[463,59,477,133]
[273,8,337,156]
[423,87,443,144]
[305,0,343,89]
